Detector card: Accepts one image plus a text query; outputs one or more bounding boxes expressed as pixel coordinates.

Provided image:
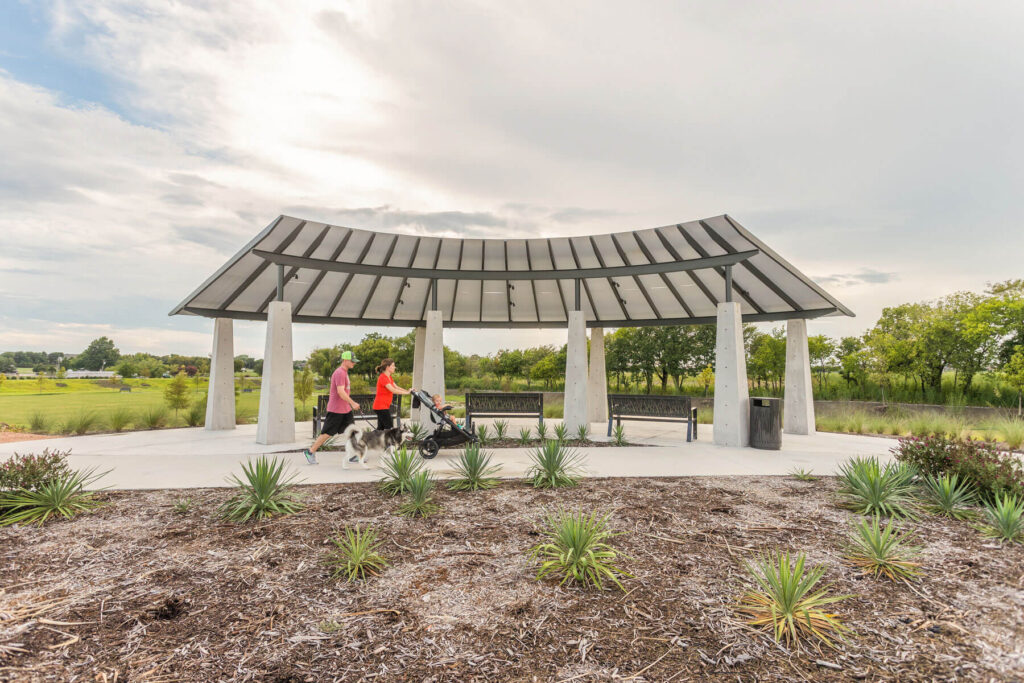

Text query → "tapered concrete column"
[587,327,607,424]
[784,318,816,435]
[713,302,749,447]
[421,312,445,405]
[257,301,295,444]
[411,326,426,423]
[205,318,236,431]
[564,311,589,432]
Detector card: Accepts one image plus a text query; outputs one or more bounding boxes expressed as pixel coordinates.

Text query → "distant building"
[65,370,117,379]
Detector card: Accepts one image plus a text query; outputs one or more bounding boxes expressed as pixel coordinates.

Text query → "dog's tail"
[340,423,360,442]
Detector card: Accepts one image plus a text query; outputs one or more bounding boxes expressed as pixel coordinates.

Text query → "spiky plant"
[843,516,922,582]
[493,419,509,440]
[449,443,502,491]
[218,456,304,522]
[921,473,977,520]
[407,422,428,441]
[612,424,627,447]
[977,493,1024,544]
[67,410,100,435]
[397,471,439,518]
[0,468,108,527]
[141,406,168,429]
[535,421,549,441]
[789,467,818,482]
[476,423,490,445]
[576,423,590,443]
[836,456,918,518]
[325,525,390,581]
[529,509,632,590]
[527,440,584,489]
[107,407,134,432]
[378,446,424,496]
[736,551,852,649]
[553,423,569,443]
[172,496,192,515]
[518,427,532,446]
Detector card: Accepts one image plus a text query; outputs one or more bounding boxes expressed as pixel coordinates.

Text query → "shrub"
[476,423,490,445]
[843,516,922,582]
[553,423,570,443]
[518,427,532,446]
[921,473,977,520]
[379,446,424,496]
[0,467,108,526]
[107,407,134,432]
[836,456,918,518]
[408,422,428,441]
[977,493,1023,544]
[325,525,390,581]
[173,496,192,515]
[449,444,501,491]
[993,418,1024,450]
[527,440,584,489]
[186,399,207,427]
[612,425,627,447]
[218,456,304,522]
[141,406,169,430]
[535,421,549,441]
[66,410,101,435]
[0,449,70,491]
[736,550,852,648]
[576,423,590,442]
[892,435,1024,503]
[492,419,509,440]
[28,411,50,434]
[397,471,439,518]
[789,467,818,482]
[529,509,631,590]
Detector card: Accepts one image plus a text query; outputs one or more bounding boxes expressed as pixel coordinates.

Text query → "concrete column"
[421,311,445,405]
[563,310,589,432]
[205,318,236,431]
[257,301,296,444]
[587,327,608,424]
[713,302,749,447]
[411,326,426,423]
[784,318,816,435]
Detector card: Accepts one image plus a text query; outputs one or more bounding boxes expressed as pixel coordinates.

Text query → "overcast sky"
[1,1,1022,359]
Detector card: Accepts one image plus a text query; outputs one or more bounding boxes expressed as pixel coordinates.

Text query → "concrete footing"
[784,318,816,435]
[256,301,296,445]
[587,327,608,424]
[563,311,588,432]
[205,318,236,431]
[713,302,749,447]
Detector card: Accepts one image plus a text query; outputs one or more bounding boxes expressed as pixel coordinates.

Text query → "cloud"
[815,269,899,288]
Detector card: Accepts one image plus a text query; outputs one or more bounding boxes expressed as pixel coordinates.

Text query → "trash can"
[749,397,782,450]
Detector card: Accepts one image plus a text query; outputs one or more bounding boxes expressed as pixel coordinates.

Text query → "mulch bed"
[1,476,1022,681]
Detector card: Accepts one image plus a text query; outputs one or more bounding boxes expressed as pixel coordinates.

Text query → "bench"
[312,393,403,437]
[119,386,132,392]
[606,394,698,442]
[465,392,543,430]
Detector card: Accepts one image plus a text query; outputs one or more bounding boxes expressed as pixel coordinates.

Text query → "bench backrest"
[466,392,543,416]
[315,393,401,417]
[607,394,692,417]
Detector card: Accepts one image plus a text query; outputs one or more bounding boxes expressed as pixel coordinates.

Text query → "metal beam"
[219,220,305,311]
[700,219,803,311]
[251,247,758,281]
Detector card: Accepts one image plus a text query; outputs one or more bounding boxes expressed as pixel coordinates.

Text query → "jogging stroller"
[410,389,477,459]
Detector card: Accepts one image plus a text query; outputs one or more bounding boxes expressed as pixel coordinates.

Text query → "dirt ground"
[0,433,51,445]
[1,476,1022,682]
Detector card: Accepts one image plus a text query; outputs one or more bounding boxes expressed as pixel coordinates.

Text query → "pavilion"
[170,214,852,446]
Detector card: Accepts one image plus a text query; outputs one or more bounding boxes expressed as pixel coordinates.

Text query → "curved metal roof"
[170,214,852,328]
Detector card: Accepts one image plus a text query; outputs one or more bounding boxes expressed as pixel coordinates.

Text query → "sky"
[1,1,1022,359]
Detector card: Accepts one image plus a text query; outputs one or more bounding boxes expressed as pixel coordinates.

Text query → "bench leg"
[607,417,613,437]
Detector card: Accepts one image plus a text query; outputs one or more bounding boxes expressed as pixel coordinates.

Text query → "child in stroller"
[411,389,477,459]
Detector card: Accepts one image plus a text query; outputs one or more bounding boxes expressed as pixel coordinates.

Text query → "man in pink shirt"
[303,350,359,465]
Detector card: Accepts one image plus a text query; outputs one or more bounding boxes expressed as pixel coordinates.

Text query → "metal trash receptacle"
[749,397,782,450]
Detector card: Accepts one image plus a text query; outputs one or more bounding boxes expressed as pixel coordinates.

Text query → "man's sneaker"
[304,449,318,465]
[348,454,359,463]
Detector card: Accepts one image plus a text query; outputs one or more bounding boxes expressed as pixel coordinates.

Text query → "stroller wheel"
[419,437,440,459]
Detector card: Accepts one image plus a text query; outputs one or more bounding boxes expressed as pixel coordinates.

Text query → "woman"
[372,358,411,430]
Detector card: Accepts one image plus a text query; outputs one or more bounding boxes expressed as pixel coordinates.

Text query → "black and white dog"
[339,424,409,469]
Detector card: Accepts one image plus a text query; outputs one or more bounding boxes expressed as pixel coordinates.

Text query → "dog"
[339,424,409,469]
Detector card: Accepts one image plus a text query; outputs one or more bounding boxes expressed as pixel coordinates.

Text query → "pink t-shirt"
[327,366,352,414]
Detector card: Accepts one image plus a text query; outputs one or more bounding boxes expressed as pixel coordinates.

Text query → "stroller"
[410,389,477,459]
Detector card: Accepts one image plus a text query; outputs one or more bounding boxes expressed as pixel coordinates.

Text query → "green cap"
[341,350,358,362]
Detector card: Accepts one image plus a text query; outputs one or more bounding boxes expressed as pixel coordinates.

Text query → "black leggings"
[375,409,393,430]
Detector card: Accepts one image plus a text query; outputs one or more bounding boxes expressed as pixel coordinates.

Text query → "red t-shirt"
[372,373,394,410]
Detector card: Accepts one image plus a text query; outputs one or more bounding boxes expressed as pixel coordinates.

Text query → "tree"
[1004,346,1024,417]
[530,354,561,389]
[354,334,393,379]
[391,331,416,373]
[164,371,191,416]
[697,365,714,396]
[115,360,139,378]
[295,366,315,409]
[308,346,343,383]
[808,335,836,390]
[837,336,869,388]
[73,337,120,371]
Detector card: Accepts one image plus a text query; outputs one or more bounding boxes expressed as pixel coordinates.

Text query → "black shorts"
[321,411,355,436]
[375,408,393,430]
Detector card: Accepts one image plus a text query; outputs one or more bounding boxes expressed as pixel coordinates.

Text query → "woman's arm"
[385,382,411,395]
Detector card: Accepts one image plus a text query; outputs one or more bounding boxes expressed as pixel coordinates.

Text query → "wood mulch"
[1,476,1022,681]
[0,433,51,445]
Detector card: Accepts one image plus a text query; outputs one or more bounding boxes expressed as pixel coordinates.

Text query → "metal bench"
[119,386,132,392]
[312,393,403,437]
[607,394,698,442]
[465,392,543,430]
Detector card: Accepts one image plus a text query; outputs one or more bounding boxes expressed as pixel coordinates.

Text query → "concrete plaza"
[0,420,895,490]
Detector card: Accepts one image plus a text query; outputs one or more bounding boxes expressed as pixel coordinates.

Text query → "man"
[303,350,359,464]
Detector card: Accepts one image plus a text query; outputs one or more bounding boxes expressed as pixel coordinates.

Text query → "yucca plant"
[325,525,390,581]
[529,509,632,590]
[449,443,502,491]
[0,468,108,527]
[493,419,509,440]
[107,407,134,432]
[789,467,818,482]
[535,421,549,441]
[218,455,304,522]
[843,516,922,582]
[977,493,1024,544]
[553,423,569,443]
[612,424,627,447]
[379,446,424,496]
[527,440,584,489]
[67,410,100,435]
[575,423,590,443]
[736,551,852,648]
[476,423,490,445]
[518,427,532,446]
[141,406,169,429]
[836,456,918,518]
[407,422,428,441]
[397,471,439,518]
[921,473,977,520]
